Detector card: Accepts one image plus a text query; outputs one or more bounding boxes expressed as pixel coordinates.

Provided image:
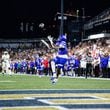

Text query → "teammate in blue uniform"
[35,54,43,76]
[21,59,27,73]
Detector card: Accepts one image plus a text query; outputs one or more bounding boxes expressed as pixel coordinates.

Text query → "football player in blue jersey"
[50,34,68,84]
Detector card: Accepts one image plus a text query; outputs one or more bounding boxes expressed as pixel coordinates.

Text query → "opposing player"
[1,51,11,75]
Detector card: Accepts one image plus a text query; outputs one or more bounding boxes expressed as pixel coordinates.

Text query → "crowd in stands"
[0,38,110,78]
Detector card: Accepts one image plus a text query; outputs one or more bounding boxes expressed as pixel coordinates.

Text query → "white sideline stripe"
[0,81,15,82]
[66,76,110,80]
[0,89,110,91]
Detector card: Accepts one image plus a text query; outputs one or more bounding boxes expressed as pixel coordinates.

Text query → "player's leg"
[2,62,6,75]
[51,59,57,78]
[52,66,64,84]
[56,66,61,78]
[6,62,11,75]
[52,57,67,84]
[7,67,12,75]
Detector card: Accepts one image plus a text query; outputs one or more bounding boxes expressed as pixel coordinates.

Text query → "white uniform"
[2,51,11,74]
[80,57,87,69]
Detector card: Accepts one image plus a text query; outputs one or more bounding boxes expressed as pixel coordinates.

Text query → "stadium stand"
[84,8,110,38]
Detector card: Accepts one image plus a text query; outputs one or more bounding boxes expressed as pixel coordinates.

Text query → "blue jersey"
[35,57,43,70]
[29,61,35,68]
[56,35,67,51]
[56,35,67,46]
[100,56,109,68]
[56,35,68,55]
[67,55,75,70]
[14,62,18,69]
[22,61,27,68]
[55,35,68,68]
[74,57,80,68]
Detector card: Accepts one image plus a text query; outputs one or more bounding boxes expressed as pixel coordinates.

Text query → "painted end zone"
[0,89,110,110]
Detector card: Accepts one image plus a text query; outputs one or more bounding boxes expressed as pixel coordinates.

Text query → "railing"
[84,8,110,30]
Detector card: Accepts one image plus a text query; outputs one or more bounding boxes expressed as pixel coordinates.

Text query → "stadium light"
[58,16,67,20]
[76,9,79,22]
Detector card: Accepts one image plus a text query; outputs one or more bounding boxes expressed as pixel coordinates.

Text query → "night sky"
[0,0,110,38]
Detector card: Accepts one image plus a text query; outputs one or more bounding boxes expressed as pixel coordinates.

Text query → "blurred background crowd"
[0,37,110,78]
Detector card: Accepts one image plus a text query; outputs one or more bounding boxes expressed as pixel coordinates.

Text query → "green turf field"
[0,74,110,90]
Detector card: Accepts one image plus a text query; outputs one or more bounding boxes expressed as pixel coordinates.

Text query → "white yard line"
[38,99,55,105]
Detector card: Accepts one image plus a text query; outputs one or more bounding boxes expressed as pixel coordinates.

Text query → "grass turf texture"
[0,74,110,90]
